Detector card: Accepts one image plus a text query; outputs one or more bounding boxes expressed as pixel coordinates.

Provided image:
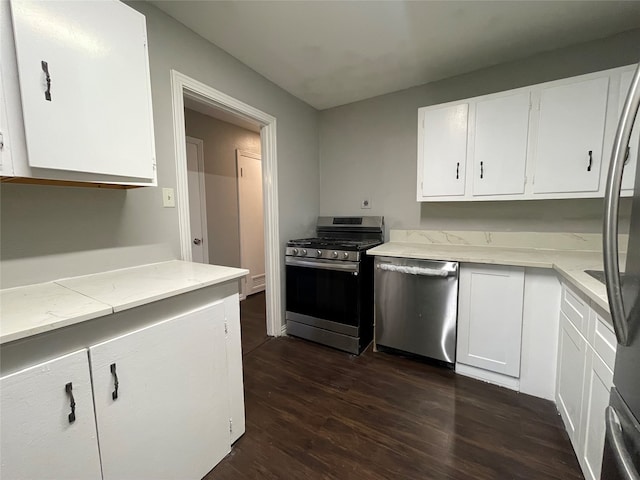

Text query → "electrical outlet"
[361,198,371,209]
[162,188,176,208]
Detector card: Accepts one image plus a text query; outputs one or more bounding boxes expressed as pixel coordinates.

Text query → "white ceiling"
[152,1,640,110]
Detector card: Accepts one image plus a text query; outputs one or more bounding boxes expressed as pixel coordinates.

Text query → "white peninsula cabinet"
[0,350,103,480]
[0,0,156,186]
[417,64,637,202]
[555,283,617,480]
[0,262,247,480]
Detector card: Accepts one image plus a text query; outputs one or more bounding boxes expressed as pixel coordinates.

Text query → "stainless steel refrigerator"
[601,62,640,480]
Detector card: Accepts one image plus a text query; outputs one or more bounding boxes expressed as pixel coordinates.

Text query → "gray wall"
[184,109,261,268]
[319,29,640,235]
[0,1,319,288]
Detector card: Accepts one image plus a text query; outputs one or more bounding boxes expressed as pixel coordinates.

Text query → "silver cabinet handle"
[604,62,640,346]
[588,150,593,172]
[606,406,640,480]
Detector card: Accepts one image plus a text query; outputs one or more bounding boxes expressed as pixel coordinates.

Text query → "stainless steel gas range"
[285,216,384,354]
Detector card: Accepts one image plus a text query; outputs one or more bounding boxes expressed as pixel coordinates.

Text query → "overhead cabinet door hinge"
[224,322,228,335]
[229,418,233,433]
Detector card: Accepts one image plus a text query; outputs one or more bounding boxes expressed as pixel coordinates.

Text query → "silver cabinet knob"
[193,238,202,245]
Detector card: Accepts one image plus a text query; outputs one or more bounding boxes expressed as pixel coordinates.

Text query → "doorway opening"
[170,70,282,340]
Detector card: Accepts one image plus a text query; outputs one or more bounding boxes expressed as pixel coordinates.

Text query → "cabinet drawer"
[561,284,589,335]
[591,310,617,371]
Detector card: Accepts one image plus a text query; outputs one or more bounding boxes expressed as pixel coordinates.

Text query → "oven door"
[286,257,361,329]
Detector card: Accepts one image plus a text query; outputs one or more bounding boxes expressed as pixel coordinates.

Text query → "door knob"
[193,238,202,245]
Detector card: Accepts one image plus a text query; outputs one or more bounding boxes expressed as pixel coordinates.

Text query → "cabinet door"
[0,350,102,480]
[224,293,246,444]
[580,348,614,480]
[457,265,525,377]
[534,77,609,194]
[10,0,155,179]
[89,302,231,480]
[0,66,12,176]
[473,92,530,196]
[419,104,468,197]
[556,312,588,450]
[619,70,639,192]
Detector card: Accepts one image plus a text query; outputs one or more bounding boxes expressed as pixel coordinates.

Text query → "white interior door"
[0,349,102,480]
[472,92,530,196]
[237,150,265,298]
[89,302,231,480]
[186,136,208,263]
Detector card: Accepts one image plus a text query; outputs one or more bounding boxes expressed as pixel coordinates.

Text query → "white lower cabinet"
[90,302,231,480]
[555,283,617,480]
[0,349,102,480]
[556,312,588,449]
[456,264,525,381]
[579,347,614,480]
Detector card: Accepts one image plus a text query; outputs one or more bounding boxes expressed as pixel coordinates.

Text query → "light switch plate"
[162,188,176,208]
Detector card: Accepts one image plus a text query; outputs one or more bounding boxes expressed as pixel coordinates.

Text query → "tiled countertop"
[367,230,620,316]
[0,260,248,345]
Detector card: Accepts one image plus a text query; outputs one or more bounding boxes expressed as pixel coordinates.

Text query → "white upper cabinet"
[533,77,609,194]
[619,69,639,192]
[417,65,633,202]
[3,0,155,185]
[417,103,468,198]
[472,92,530,196]
[0,67,12,176]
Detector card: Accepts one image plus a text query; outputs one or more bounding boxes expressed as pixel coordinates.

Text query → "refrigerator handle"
[605,406,640,480]
[604,62,640,347]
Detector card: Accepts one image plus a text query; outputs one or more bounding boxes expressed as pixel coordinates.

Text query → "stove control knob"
[292,248,299,256]
[301,249,307,256]
[343,252,350,259]
[316,250,322,257]
[332,251,338,259]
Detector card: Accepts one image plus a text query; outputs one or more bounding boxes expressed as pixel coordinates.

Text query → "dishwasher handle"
[377,262,454,277]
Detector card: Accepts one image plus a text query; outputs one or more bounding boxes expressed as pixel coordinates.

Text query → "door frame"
[170,70,282,337]
[236,149,265,300]
[185,136,209,264]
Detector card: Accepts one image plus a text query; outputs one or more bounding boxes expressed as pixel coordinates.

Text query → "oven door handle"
[286,257,359,273]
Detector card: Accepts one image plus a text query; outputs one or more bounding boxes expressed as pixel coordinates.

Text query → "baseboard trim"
[455,363,520,391]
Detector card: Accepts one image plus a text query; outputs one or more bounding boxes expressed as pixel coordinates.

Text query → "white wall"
[184,109,261,268]
[319,29,640,236]
[0,1,319,289]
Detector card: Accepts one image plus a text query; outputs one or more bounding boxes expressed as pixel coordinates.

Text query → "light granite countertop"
[367,230,619,316]
[0,260,248,345]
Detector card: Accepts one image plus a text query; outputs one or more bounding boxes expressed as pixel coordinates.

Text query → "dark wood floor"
[209,297,583,479]
[239,292,270,356]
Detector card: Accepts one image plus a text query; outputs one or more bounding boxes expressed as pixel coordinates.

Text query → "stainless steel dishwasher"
[374,256,458,364]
